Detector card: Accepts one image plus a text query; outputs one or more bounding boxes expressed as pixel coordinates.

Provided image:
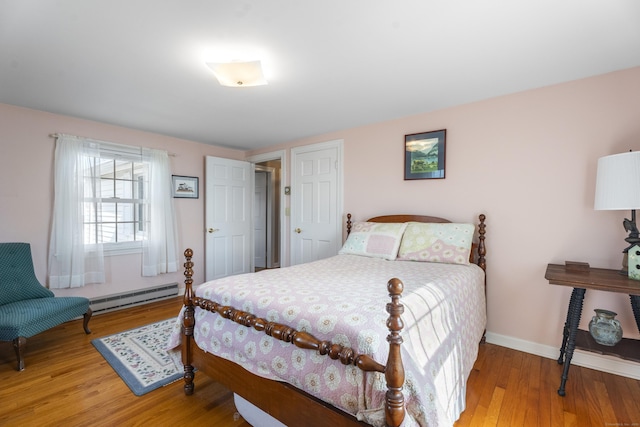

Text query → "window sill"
[103,242,143,257]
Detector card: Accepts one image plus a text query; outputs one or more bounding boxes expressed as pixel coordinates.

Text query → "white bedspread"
[168,254,486,427]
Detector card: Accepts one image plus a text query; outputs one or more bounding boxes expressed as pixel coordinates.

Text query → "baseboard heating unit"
[89,283,179,314]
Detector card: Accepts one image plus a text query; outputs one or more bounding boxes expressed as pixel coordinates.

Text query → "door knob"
[294,228,302,234]
[208,228,219,233]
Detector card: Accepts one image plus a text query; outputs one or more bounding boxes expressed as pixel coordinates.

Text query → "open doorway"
[254,159,281,271]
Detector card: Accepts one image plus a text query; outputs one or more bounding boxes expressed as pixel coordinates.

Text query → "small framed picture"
[172,175,199,198]
[404,129,446,180]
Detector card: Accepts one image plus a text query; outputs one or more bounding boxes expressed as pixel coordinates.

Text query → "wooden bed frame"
[181,214,487,427]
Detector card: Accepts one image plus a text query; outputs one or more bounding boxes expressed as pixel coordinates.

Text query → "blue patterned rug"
[92,318,182,396]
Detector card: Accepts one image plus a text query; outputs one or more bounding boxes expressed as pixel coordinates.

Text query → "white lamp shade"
[206,60,267,87]
[594,151,640,210]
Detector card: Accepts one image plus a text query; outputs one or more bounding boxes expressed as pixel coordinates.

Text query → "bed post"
[182,248,195,395]
[477,214,486,271]
[385,278,405,427]
[346,213,352,236]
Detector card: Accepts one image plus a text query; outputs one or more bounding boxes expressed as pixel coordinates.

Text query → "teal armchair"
[0,243,92,371]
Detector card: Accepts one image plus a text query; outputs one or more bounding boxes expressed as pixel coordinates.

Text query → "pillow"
[339,222,408,260]
[397,222,475,265]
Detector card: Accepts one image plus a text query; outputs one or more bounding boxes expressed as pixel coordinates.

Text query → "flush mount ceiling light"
[206,60,267,87]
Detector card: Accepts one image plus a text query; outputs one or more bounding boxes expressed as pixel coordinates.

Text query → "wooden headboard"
[345,213,487,271]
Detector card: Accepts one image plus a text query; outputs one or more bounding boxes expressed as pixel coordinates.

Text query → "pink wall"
[0,104,244,299]
[250,66,640,348]
[2,66,639,356]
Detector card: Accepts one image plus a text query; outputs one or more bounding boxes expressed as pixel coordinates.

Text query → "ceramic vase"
[588,309,622,347]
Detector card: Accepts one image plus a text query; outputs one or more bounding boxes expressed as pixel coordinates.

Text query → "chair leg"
[13,337,26,371]
[83,308,93,334]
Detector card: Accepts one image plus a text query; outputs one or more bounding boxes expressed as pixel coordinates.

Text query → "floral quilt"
[167,254,486,427]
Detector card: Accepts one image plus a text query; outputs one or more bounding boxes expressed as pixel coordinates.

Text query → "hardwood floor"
[1,296,638,426]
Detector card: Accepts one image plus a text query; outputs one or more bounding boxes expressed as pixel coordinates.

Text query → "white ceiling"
[1,1,639,151]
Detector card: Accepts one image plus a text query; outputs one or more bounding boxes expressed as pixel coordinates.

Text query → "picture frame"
[172,175,199,199]
[404,129,446,180]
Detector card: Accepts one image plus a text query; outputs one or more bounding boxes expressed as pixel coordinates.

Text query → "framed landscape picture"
[172,175,199,198]
[404,129,446,180]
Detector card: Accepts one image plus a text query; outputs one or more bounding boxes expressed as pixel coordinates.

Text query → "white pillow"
[339,222,407,260]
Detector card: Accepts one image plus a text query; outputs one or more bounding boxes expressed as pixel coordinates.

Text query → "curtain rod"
[49,133,176,157]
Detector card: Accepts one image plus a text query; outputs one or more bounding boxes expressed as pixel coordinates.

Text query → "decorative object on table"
[594,151,640,274]
[172,175,199,199]
[92,318,182,396]
[564,260,590,273]
[404,129,446,180]
[628,244,640,281]
[588,309,623,347]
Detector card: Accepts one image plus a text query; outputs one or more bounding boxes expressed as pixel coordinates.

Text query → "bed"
[169,213,487,427]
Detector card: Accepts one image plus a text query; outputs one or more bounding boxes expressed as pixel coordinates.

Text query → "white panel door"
[291,140,343,265]
[205,156,253,281]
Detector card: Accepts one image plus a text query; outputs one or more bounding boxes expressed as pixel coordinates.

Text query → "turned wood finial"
[346,213,352,236]
[477,215,486,272]
[183,248,194,306]
[387,277,403,298]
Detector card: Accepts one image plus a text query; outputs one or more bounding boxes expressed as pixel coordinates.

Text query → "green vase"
[588,309,622,346]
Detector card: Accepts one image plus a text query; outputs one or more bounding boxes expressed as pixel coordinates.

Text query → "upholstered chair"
[0,242,92,371]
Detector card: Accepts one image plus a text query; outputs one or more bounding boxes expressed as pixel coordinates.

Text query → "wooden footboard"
[181,249,407,427]
[190,344,369,426]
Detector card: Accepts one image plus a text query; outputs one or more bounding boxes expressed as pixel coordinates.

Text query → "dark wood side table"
[545,263,640,396]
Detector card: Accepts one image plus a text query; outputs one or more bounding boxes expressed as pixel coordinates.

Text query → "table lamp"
[594,151,640,274]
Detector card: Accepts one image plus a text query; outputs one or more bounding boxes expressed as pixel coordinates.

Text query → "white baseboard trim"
[485,332,640,380]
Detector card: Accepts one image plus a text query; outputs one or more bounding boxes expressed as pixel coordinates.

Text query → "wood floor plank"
[536,357,555,427]
[523,353,542,426]
[509,348,533,427]
[476,345,505,411]
[495,348,524,427]
[622,377,640,422]
[482,386,505,427]
[594,378,619,426]
[601,365,631,424]
[564,360,592,427]
[563,410,577,427]
[469,404,488,427]
[580,367,606,427]
[1,297,639,426]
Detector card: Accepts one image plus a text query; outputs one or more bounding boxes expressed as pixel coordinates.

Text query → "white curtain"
[142,148,179,276]
[48,136,178,287]
[48,136,105,288]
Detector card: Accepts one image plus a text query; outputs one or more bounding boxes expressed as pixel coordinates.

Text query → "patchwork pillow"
[339,222,408,260]
[397,222,475,265]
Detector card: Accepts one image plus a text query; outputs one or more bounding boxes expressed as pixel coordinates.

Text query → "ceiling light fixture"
[206,60,268,87]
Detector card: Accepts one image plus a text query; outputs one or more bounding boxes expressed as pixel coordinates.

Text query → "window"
[83,155,149,252]
[82,148,150,254]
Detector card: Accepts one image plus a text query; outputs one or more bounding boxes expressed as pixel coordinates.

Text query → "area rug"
[92,318,182,396]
